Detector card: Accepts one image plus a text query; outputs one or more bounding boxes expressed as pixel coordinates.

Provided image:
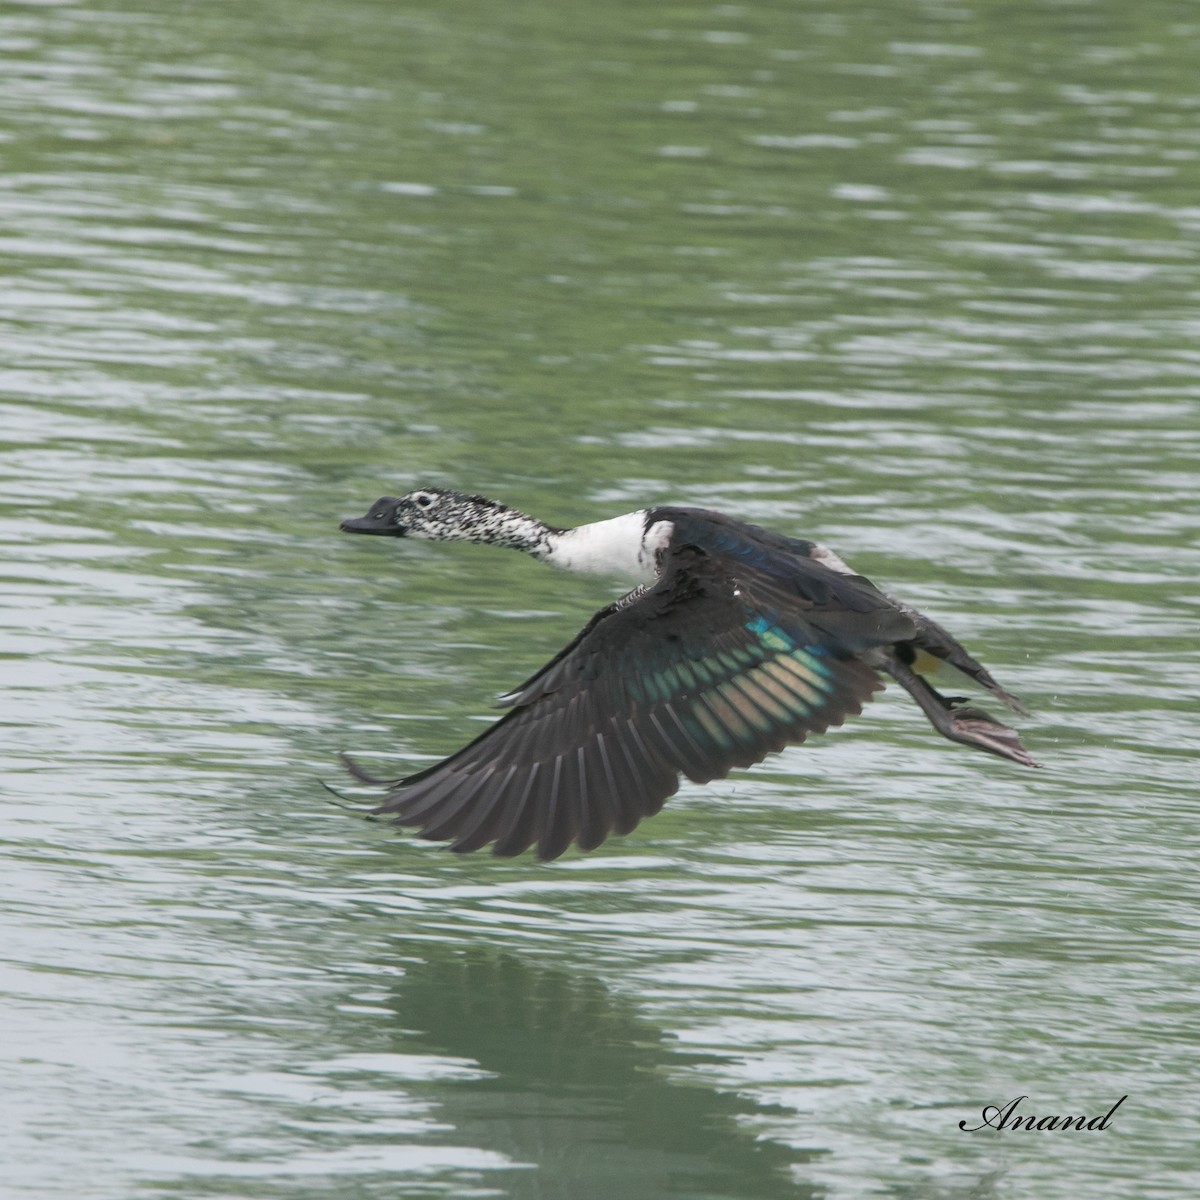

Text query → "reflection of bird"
[387,946,821,1200]
[340,487,1037,860]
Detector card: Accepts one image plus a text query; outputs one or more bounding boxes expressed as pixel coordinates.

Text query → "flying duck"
[339,487,1037,860]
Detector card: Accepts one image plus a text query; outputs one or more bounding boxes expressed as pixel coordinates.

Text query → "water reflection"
[385,943,820,1200]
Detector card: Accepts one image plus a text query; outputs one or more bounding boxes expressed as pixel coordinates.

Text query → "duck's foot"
[883,656,1040,768]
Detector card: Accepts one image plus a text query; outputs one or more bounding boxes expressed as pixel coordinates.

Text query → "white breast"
[543,511,672,583]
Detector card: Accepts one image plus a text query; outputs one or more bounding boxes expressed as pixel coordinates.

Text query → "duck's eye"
[414,493,434,509]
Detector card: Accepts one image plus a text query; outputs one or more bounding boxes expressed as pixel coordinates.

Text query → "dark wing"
[651,508,1035,762]
[346,548,907,861]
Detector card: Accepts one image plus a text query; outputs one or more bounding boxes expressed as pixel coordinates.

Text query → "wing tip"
[339,751,400,787]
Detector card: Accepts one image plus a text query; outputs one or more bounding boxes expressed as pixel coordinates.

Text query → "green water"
[3,1,1199,1197]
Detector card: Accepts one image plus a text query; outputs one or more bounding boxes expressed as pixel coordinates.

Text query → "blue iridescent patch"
[745,614,795,652]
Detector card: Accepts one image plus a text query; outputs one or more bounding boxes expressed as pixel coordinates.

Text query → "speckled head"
[340,487,555,553]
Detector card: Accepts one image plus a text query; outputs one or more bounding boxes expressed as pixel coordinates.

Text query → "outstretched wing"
[347,549,909,861]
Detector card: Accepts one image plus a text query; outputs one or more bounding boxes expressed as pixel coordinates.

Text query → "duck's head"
[340,487,539,545]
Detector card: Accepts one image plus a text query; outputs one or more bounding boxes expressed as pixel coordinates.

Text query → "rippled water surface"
[3,1,1199,1197]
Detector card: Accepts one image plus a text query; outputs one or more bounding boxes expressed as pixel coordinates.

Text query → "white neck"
[539,511,671,583]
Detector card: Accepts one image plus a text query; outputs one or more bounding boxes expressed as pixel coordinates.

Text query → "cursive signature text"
[959,1094,1127,1132]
